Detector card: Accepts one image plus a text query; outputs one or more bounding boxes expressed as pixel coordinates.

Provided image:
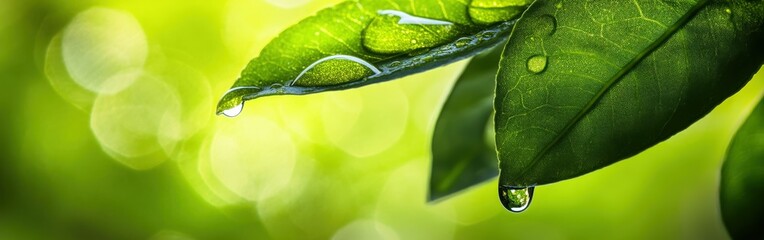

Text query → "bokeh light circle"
[331,219,399,240]
[321,82,409,157]
[375,158,457,240]
[210,114,297,202]
[147,56,213,155]
[264,0,312,9]
[62,7,148,94]
[90,71,182,170]
[45,34,96,111]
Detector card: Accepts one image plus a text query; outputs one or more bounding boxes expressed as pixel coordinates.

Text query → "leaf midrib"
[516,0,713,181]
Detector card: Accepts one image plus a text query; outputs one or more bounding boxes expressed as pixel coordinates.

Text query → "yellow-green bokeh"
[1,0,762,239]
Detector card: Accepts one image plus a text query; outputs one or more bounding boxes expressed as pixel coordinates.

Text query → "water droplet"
[479,31,497,40]
[222,102,244,118]
[455,37,471,48]
[526,55,548,74]
[538,14,558,36]
[362,10,465,54]
[468,0,530,25]
[407,48,430,56]
[271,83,284,88]
[377,10,453,25]
[291,55,381,87]
[499,186,534,213]
[389,61,402,67]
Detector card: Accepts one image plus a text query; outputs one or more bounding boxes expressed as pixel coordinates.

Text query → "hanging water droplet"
[222,102,244,118]
[526,55,548,74]
[291,55,381,87]
[362,10,465,54]
[216,86,260,117]
[468,0,530,25]
[499,186,535,213]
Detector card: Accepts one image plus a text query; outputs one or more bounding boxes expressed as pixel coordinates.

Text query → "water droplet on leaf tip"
[222,102,244,118]
[526,55,548,74]
[499,186,534,213]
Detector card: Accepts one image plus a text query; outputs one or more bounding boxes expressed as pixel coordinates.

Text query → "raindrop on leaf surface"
[454,37,472,48]
[526,55,548,74]
[362,10,465,55]
[468,0,530,25]
[291,55,381,87]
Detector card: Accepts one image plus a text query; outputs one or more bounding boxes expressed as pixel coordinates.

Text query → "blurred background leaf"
[720,94,764,240]
[429,46,502,201]
[1,0,763,239]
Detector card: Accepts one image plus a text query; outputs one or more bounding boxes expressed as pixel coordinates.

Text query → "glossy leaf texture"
[429,45,503,201]
[720,95,764,240]
[495,0,764,187]
[217,0,532,115]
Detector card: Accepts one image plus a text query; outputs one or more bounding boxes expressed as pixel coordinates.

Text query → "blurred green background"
[1,0,762,239]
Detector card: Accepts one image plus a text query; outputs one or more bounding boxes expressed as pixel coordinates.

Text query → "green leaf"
[429,45,503,202]
[495,0,764,187]
[216,0,533,115]
[720,95,764,240]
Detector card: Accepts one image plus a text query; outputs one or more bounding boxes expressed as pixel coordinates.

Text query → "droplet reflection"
[499,186,535,213]
[222,102,244,118]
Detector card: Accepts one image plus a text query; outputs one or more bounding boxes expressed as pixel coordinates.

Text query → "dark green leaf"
[429,45,503,202]
[495,0,764,187]
[720,95,764,240]
[216,0,532,115]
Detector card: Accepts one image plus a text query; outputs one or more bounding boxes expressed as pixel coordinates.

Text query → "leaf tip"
[215,86,262,117]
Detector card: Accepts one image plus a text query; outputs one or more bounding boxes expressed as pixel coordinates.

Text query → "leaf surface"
[720,95,764,240]
[429,46,503,201]
[217,0,532,114]
[495,0,764,187]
